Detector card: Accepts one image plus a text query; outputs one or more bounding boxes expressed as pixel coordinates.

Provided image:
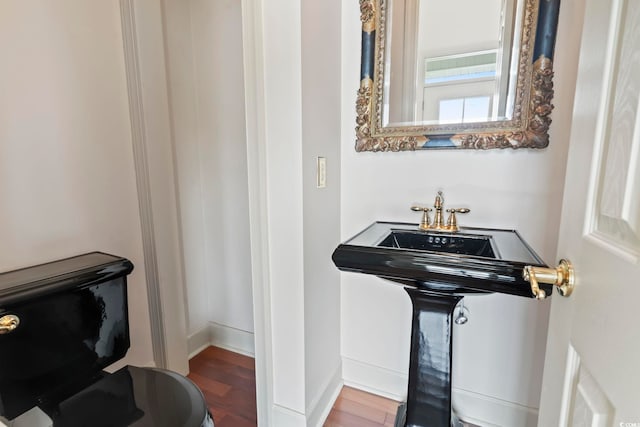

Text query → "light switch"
[316,157,327,188]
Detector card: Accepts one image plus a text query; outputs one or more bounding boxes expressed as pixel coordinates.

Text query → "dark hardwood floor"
[188,346,257,427]
[188,346,401,427]
[324,386,398,427]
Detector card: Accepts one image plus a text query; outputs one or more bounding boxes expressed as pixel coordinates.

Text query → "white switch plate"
[316,157,327,188]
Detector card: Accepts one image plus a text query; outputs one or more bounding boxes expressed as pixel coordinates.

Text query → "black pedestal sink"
[332,222,548,297]
[332,222,547,427]
[378,230,497,258]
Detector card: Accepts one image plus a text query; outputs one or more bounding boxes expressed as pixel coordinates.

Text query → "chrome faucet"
[411,191,470,232]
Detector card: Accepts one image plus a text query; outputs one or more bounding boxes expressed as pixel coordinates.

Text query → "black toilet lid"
[50,366,212,427]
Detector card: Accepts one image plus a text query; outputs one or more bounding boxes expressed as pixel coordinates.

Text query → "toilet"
[0,252,213,427]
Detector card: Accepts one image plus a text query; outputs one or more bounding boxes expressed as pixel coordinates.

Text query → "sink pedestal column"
[395,288,462,427]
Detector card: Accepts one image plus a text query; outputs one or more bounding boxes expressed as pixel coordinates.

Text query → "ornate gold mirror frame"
[355,0,561,151]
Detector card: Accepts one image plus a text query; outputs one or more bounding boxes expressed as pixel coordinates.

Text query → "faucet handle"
[411,205,432,230]
[445,208,470,231]
[434,191,444,209]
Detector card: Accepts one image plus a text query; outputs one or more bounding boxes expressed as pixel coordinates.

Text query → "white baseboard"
[307,362,344,427]
[342,356,407,401]
[272,405,307,427]
[188,322,255,359]
[342,356,538,427]
[265,363,342,427]
[452,388,538,427]
[187,326,213,359]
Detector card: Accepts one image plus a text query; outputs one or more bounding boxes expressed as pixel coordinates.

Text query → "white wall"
[162,0,254,354]
[242,0,344,424]
[191,0,253,337]
[340,1,582,426]
[162,0,209,339]
[301,0,343,421]
[0,2,154,368]
[259,0,307,418]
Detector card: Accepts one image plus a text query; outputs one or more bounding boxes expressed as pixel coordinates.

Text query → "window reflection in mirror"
[383,0,522,127]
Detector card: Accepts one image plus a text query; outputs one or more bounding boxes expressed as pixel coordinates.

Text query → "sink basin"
[332,222,549,298]
[377,230,497,258]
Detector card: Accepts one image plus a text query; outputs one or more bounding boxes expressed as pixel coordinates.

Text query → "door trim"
[119,0,190,374]
[241,0,273,424]
[120,0,167,369]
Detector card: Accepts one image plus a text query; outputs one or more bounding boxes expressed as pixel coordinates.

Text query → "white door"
[538,0,640,425]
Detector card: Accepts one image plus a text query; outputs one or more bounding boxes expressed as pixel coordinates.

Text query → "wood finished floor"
[188,346,400,427]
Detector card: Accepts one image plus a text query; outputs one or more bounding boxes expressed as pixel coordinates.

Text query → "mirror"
[356,0,561,151]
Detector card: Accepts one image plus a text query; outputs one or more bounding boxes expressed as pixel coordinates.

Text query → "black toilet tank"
[0,252,134,421]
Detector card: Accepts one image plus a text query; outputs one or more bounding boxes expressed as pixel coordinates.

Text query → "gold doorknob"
[523,259,575,299]
[0,314,20,335]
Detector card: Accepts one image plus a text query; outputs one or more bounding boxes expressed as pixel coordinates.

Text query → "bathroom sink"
[332,222,549,298]
[377,230,497,258]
